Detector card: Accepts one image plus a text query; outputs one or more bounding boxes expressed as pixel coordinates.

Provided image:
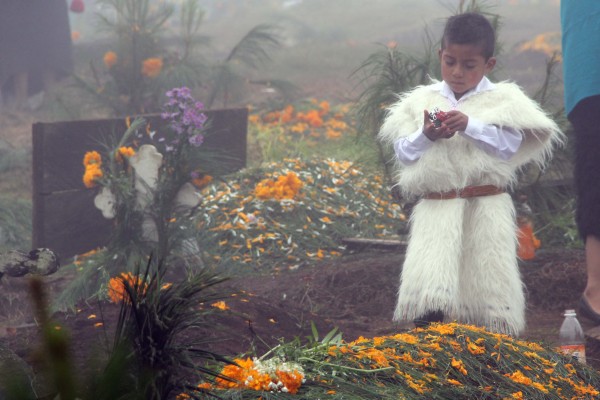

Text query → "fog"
[67,0,561,99]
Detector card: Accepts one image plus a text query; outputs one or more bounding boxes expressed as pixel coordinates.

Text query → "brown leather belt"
[423,185,505,200]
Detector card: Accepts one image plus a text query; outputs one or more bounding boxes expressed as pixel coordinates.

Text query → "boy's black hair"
[441,12,495,59]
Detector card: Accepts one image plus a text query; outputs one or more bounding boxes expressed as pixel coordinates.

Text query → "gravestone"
[32,108,248,260]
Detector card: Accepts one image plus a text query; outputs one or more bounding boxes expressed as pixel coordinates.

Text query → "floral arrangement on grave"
[70,87,216,307]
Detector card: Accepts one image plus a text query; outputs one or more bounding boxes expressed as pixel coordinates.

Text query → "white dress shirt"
[393,77,523,165]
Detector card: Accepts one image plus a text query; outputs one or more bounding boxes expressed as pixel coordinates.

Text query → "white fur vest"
[378,80,565,196]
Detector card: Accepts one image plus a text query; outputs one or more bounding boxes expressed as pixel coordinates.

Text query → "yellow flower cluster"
[254,171,303,200]
[82,150,103,188]
[211,357,305,394]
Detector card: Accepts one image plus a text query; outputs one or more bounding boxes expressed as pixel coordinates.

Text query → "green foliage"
[90,0,176,114]
[0,140,30,174]
[73,0,284,116]
[0,195,32,253]
[350,44,436,190]
[206,24,283,109]
[107,258,231,399]
[534,197,580,249]
[1,263,233,400]
[351,44,434,139]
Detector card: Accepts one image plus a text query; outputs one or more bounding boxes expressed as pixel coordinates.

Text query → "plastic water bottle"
[559,309,586,364]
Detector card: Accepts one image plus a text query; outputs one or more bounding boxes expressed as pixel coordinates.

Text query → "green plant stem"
[297,357,395,374]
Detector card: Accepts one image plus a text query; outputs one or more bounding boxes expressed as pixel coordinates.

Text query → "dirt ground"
[2,245,600,381]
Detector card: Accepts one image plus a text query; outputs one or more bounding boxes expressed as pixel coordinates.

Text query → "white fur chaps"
[394,193,525,336]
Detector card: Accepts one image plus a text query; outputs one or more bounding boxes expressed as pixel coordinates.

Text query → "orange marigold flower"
[297,109,323,128]
[215,358,254,389]
[451,357,468,375]
[275,369,304,394]
[115,146,135,163]
[255,171,303,200]
[83,164,103,188]
[103,51,118,69]
[248,114,261,124]
[83,150,102,167]
[318,100,330,116]
[107,273,147,304]
[211,301,230,311]
[326,128,342,139]
[428,323,455,336]
[141,57,163,78]
[192,174,213,189]
[467,339,486,355]
[280,105,295,123]
[197,382,212,390]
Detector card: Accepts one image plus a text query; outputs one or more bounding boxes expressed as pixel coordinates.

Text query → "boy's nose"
[452,67,464,77]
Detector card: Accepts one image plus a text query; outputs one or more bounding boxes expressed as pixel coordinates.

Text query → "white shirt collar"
[432,76,496,105]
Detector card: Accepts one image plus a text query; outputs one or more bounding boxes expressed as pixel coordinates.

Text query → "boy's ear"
[485,56,497,72]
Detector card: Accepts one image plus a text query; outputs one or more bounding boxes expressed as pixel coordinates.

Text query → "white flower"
[94,187,117,219]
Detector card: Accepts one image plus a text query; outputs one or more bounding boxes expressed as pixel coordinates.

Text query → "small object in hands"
[70,0,85,13]
[428,107,449,127]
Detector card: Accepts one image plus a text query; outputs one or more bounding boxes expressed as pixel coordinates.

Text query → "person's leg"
[455,194,525,336]
[583,235,600,312]
[393,200,465,327]
[570,95,600,317]
[413,310,444,328]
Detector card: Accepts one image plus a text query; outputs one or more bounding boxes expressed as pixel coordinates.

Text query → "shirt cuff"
[406,126,434,148]
[464,117,484,136]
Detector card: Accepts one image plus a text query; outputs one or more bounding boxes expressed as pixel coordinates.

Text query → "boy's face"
[438,42,496,100]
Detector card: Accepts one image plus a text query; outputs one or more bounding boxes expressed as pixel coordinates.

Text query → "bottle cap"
[564,309,576,316]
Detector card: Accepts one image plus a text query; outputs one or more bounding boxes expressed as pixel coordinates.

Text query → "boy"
[378,12,563,336]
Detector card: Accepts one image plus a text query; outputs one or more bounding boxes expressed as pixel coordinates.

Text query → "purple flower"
[161,86,207,147]
[189,134,204,147]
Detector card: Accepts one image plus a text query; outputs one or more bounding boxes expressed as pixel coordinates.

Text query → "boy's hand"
[423,110,454,141]
[440,110,469,133]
